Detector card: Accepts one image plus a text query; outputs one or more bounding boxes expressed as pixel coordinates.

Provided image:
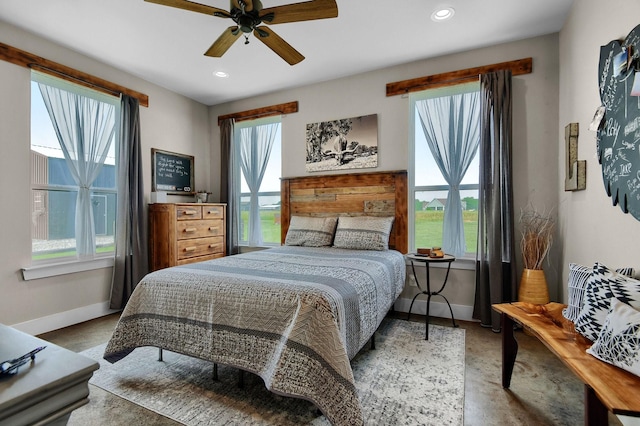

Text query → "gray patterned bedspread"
[103,246,406,426]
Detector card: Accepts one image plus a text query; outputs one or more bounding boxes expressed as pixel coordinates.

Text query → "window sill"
[22,257,115,281]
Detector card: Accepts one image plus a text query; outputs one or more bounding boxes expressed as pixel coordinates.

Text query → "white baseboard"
[394,297,475,322]
[10,302,119,336]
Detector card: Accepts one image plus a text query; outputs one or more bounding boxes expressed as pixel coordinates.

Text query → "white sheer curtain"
[416,91,480,257]
[238,121,280,246]
[38,82,116,257]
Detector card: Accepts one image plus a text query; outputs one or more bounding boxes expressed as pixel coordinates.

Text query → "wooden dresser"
[149,203,226,271]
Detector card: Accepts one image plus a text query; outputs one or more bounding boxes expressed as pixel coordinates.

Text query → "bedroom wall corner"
[558,1,640,301]
[0,22,211,334]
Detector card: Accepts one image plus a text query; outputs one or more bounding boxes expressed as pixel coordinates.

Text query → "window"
[234,116,282,246]
[409,82,480,258]
[30,72,119,263]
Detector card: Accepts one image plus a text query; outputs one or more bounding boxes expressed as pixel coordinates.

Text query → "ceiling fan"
[145,0,338,65]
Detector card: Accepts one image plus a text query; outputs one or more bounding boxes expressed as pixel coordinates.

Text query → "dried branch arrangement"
[520,205,555,270]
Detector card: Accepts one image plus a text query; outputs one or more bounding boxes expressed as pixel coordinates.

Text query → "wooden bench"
[493,302,640,425]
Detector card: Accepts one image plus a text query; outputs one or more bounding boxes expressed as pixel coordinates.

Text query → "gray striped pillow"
[562,263,594,322]
[333,216,394,251]
[284,216,337,247]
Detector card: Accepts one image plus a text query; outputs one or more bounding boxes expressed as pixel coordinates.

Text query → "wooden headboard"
[280,170,408,253]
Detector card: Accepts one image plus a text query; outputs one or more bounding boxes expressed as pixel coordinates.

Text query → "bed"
[104,171,408,426]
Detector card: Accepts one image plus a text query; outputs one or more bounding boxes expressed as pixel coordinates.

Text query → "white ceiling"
[0,0,573,106]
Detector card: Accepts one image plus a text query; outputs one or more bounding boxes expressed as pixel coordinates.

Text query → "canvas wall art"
[305,113,378,172]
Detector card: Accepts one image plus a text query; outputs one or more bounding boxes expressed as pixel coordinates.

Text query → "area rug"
[81,318,465,425]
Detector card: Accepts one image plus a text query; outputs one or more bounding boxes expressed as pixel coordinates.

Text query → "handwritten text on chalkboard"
[597,24,640,221]
[152,148,194,194]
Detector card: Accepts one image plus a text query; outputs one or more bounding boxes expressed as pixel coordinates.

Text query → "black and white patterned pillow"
[284,216,337,247]
[333,216,394,251]
[587,298,640,378]
[562,263,593,322]
[562,263,635,322]
[574,263,640,342]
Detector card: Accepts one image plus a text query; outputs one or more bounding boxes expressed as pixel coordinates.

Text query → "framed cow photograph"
[305,113,378,172]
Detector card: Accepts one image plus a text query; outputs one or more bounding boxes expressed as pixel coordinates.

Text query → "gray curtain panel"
[220,118,239,255]
[473,70,517,331]
[110,95,148,309]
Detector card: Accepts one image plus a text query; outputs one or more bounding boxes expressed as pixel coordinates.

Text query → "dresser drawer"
[176,219,224,240]
[177,236,224,260]
[176,205,202,220]
[202,205,224,219]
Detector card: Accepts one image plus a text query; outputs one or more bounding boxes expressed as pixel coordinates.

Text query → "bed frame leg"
[370,333,376,350]
[212,363,219,381]
[158,348,163,361]
[238,369,244,387]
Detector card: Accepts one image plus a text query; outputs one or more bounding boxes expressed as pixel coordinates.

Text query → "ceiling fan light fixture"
[431,7,455,22]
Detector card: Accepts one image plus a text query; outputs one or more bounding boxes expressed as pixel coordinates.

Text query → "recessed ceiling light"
[214,71,229,78]
[431,7,455,22]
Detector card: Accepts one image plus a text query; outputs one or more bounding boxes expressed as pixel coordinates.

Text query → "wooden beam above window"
[386,57,533,97]
[217,101,298,125]
[0,42,149,107]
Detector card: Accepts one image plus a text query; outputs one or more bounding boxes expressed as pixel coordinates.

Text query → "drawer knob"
[184,247,196,252]
[182,210,197,215]
[184,228,197,233]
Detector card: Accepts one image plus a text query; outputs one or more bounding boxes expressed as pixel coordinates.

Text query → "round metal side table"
[406,253,459,340]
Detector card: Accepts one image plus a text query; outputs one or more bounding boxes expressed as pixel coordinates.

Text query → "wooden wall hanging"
[564,122,586,191]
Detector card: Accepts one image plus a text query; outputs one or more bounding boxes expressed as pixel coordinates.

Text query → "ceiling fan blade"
[253,27,304,65]
[205,27,242,57]
[260,0,337,25]
[145,0,228,17]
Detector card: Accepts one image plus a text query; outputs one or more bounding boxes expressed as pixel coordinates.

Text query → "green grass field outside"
[243,209,479,252]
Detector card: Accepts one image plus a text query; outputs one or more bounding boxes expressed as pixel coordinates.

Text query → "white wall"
[209,33,561,315]
[0,23,211,334]
[558,1,640,295]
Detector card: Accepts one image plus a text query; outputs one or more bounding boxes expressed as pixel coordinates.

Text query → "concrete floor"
[39,312,622,426]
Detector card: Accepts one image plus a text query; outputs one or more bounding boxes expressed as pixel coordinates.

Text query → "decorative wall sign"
[597,24,640,220]
[564,122,586,191]
[305,114,378,172]
[151,148,194,194]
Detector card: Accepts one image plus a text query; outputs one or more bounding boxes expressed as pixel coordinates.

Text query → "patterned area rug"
[81,318,465,425]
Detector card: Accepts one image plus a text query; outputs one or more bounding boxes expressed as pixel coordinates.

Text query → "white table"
[0,324,99,426]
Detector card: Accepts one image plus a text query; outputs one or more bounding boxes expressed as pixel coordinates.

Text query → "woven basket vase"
[518,268,550,305]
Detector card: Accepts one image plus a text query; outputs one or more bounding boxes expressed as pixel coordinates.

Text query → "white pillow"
[284,216,337,247]
[587,298,640,378]
[333,216,394,251]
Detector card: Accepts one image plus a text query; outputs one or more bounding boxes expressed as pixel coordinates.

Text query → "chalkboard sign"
[151,148,194,194]
[597,23,640,221]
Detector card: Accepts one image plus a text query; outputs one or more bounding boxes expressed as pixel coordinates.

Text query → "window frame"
[408,82,480,260]
[233,115,282,247]
[28,71,120,269]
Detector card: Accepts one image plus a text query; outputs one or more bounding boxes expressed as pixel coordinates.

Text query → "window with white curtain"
[409,82,480,258]
[30,71,119,263]
[234,116,282,247]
